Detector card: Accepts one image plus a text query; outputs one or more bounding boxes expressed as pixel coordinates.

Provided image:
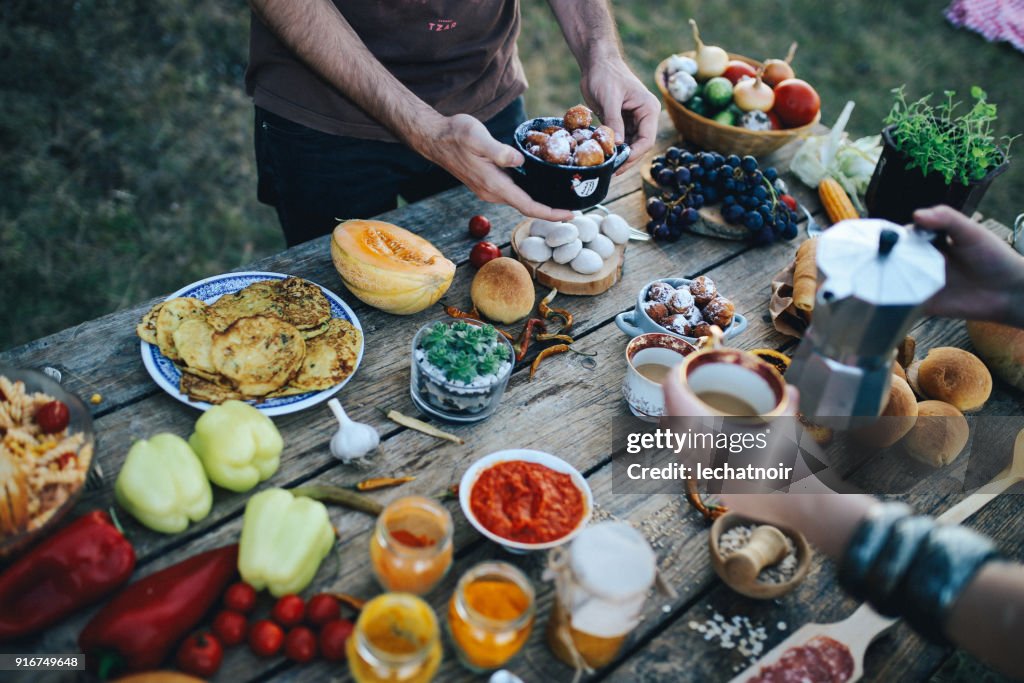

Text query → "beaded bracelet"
[895,524,1000,645]
[838,502,913,602]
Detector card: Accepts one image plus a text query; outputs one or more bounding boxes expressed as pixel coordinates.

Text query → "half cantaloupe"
[330,220,456,315]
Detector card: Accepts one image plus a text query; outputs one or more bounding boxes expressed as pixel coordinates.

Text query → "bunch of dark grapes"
[645,149,799,245]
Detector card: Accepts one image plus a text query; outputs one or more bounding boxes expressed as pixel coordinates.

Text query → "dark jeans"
[254,97,526,246]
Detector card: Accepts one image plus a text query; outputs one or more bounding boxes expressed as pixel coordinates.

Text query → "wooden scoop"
[730,431,1024,682]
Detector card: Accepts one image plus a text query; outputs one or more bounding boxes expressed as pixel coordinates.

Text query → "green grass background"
[2,0,1022,350]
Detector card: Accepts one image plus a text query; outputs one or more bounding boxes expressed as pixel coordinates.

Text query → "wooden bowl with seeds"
[709,512,811,599]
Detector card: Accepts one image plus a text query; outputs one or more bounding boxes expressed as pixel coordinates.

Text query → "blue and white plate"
[140,271,364,416]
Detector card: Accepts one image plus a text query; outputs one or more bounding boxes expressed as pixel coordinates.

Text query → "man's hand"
[914,205,1024,327]
[580,57,661,174]
[414,114,574,222]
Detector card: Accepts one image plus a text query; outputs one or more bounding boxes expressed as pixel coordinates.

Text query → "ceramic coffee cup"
[622,333,697,420]
[615,278,748,343]
[676,347,790,418]
[510,117,630,210]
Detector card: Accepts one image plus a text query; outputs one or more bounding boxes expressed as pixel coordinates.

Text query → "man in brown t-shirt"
[247,1,659,245]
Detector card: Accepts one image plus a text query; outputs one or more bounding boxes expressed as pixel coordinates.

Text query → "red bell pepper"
[79,544,238,678]
[0,510,135,641]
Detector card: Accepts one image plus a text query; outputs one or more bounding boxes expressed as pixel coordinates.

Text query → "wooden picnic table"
[4,112,1023,683]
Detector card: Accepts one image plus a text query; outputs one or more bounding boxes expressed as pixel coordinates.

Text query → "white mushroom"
[587,233,615,258]
[545,222,579,248]
[552,238,583,264]
[601,213,631,244]
[571,248,603,274]
[530,219,561,238]
[519,235,552,262]
[571,215,600,243]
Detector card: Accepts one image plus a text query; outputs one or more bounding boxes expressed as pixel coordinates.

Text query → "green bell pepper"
[115,433,212,534]
[189,400,283,493]
[238,488,334,597]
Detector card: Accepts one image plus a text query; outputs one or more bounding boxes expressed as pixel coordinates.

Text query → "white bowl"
[459,449,593,553]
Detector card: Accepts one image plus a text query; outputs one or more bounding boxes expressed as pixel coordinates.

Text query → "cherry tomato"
[35,400,69,434]
[319,619,354,662]
[780,194,798,211]
[305,593,341,626]
[468,215,491,238]
[771,79,821,128]
[285,626,318,663]
[272,594,305,627]
[176,632,223,678]
[249,619,285,657]
[212,610,248,647]
[470,241,501,268]
[722,60,757,85]
[224,582,257,614]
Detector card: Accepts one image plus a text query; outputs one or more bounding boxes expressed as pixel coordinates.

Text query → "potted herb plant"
[865,86,1016,224]
[410,320,514,423]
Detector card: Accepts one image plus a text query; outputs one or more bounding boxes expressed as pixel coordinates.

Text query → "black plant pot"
[864,125,1008,224]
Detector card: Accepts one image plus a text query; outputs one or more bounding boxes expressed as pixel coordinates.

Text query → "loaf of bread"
[470,257,535,324]
[908,347,992,412]
[902,400,969,468]
[966,320,1024,391]
[852,375,918,448]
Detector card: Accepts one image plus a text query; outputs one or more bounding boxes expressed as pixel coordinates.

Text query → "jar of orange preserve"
[545,521,656,671]
[447,561,535,671]
[370,496,453,594]
[347,593,442,683]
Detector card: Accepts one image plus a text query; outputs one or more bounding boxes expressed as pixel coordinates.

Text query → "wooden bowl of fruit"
[656,52,820,158]
[656,22,821,157]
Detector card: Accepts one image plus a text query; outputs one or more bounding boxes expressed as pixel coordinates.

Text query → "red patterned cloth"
[946,0,1024,52]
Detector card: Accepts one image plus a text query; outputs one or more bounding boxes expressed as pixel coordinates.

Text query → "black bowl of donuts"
[510,105,630,210]
[615,276,749,343]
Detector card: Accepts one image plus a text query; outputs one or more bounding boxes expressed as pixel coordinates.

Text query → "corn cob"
[818,177,859,224]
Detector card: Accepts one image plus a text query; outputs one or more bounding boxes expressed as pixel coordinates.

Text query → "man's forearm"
[250,0,442,151]
[545,0,623,70]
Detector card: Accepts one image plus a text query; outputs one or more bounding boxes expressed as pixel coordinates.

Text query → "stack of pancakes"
[137,277,361,403]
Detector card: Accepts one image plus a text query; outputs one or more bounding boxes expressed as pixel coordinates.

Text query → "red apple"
[771,79,820,128]
[721,60,757,85]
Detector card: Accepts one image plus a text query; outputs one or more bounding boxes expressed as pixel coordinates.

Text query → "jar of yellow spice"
[347,593,442,683]
[447,561,535,671]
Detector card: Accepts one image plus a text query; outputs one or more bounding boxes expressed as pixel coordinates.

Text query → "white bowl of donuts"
[614,276,748,343]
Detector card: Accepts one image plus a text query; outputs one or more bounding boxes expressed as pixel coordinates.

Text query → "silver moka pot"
[787,219,945,427]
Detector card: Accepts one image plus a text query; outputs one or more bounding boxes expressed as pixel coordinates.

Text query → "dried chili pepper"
[514,318,547,362]
[353,476,416,491]
[443,304,480,320]
[536,333,575,343]
[685,478,728,522]
[538,289,574,332]
[530,344,570,380]
[496,328,516,343]
[330,593,367,612]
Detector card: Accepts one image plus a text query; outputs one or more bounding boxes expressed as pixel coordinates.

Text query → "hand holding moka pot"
[786,219,945,428]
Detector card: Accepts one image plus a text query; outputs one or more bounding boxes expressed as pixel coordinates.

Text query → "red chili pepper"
[79,544,238,678]
[514,318,547,362]
[530,344,570,380]
[443,304,480,320]
[0,510,135,642]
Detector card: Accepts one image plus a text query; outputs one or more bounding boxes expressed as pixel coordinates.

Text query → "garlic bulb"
[328,398,379,463]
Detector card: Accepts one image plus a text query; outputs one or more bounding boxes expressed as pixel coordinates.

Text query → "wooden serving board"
[510,217,626,296]
[640,155,749,241]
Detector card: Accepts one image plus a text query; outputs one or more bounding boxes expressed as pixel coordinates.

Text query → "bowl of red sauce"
[459,449,593,552]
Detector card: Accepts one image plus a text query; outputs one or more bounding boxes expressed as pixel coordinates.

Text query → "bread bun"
[852,375,918,448]
[916,347,992,412]
[902,400,969,467]
[892,360,907,383]
[470,257,535,324]
[966,320,1024,391]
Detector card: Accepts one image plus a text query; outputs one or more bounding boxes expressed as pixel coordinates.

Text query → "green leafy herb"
[419,321,510,383]
[884,85,1018,186]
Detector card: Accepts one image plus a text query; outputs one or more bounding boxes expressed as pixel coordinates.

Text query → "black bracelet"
[895,524,1000,645]
[862,515,935,616]
[838,502,913,602]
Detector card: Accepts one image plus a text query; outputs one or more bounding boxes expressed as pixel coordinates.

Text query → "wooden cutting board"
[510,218,626,296]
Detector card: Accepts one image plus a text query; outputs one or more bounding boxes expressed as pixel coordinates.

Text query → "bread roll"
[892,360,906,383]
[916,347,992,412]
[852,375,918,448]
[470,257,535,324]
[902,400,969,467]
[966,320,1024,391]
